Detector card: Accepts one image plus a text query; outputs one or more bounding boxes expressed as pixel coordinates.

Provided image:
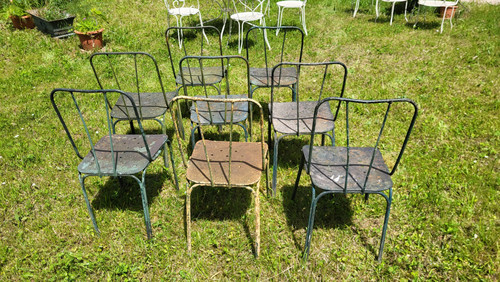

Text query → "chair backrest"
[171,95,266,188]
[89,52,170,110]
[50,89,153,176]
[179,55,250,98]
[232,0,267,14]
[270,61,348,134]
[163,0,200,10]
[165,26,223,82]
[246,26,304,71]
[308,97,418,193]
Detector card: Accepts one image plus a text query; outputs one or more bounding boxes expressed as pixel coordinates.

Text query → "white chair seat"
[277,1,305,8]
[230,12,264,22]
[418,0,456,6]
[168,7,200,16]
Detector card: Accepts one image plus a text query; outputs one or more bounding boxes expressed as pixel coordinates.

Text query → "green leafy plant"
[73,8,106,34]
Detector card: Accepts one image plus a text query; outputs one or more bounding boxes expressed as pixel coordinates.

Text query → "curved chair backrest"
[89,52,170,111]
[165,26,223,81]
[270,61,348,134]
[232,0,267,14]
[308,97,418,193]
[179,55,250,97]
[171,95,265,188]
[50,89,152,176]
[246,26,304,71]
[164,0,200,10]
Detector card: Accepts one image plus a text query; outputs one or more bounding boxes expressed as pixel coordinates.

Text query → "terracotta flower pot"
[440,6,457,19]
[75,28,104,50]
[9,15,35,29]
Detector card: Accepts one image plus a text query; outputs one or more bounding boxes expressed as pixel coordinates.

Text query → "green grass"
[0,0,499,279]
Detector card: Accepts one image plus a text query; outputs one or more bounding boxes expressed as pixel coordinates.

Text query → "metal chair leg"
[272,133,284,196]
[303,187,318,258]
[254,188,261,257]
[186,184,193,253]
[377,189,392,262]
[79,173,100,235]
[167,140,179,190]
[137,172,152,240]
[292,154,305,200]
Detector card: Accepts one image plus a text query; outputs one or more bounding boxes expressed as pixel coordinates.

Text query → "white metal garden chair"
[376,0,408,25]
[276,0,308,35]
[414,0,459,33]
[163,0,209,47]
[229,0,270,54]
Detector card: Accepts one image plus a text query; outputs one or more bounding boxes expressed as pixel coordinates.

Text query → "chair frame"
[414,0,460,33]
[276,0,308,35]
[163,0,209,48]
[171,95,270,257]
[376,0,408,25]
[293,97,418,261]
[245,26,304,101]
[51,88,179,239]
[269,61,348,196]
[178,55,252,146]
[229,0,271,54]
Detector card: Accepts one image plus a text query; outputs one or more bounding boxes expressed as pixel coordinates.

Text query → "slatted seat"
[175,66,225,86]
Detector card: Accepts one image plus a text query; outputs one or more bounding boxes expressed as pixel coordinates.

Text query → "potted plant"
[439,6,458,19]
[27,5,75,38]
[4,1,35,29]
[73,8,106,51]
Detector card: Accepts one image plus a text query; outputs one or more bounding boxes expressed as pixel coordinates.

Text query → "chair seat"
[187,140,268,186]
[418,0,456,6]
[270,101,334,134]
[302,146,393,193]
[277,1,305,8]
[250,67,298,87]
[190,95,249,125]
[111,92,176,120]
[176,66,224,86]
[78,134,167,175]
[230,12,264,22]
[168,7,200,16]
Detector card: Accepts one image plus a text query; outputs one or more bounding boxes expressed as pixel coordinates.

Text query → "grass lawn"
[0,0,498,280]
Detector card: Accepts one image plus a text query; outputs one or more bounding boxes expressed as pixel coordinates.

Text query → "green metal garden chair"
[269,61,348,195]
[245,26,304,101]
[51,89,179,239]
[90,52,176,135]
[178,55,252,148]
[171,95,269,257]
[293,97,418,261]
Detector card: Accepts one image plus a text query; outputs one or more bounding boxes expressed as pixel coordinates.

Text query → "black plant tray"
[27,10,75,38]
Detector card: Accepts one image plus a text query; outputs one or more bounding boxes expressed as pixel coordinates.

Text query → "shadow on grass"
[92,171,168,212]
[281,184,354,250]
[187,186,256,255]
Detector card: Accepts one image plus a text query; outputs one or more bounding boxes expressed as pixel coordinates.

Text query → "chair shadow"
[281,184,354,251]
[187,186,257,255]
[272,137,310,168]
[92,172,167,212]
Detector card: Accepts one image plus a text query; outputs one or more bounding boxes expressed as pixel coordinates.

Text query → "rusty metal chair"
[90,52,176,135]
[171,95,269,257]
[50,89,179,239]
[178,55,252,147]
[269,62,348,195]
[245,26,304,101]
[293,97,418,261]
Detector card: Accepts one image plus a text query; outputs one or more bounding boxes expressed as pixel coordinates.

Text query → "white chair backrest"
[232,0,267,14]
[164,0,200,10]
